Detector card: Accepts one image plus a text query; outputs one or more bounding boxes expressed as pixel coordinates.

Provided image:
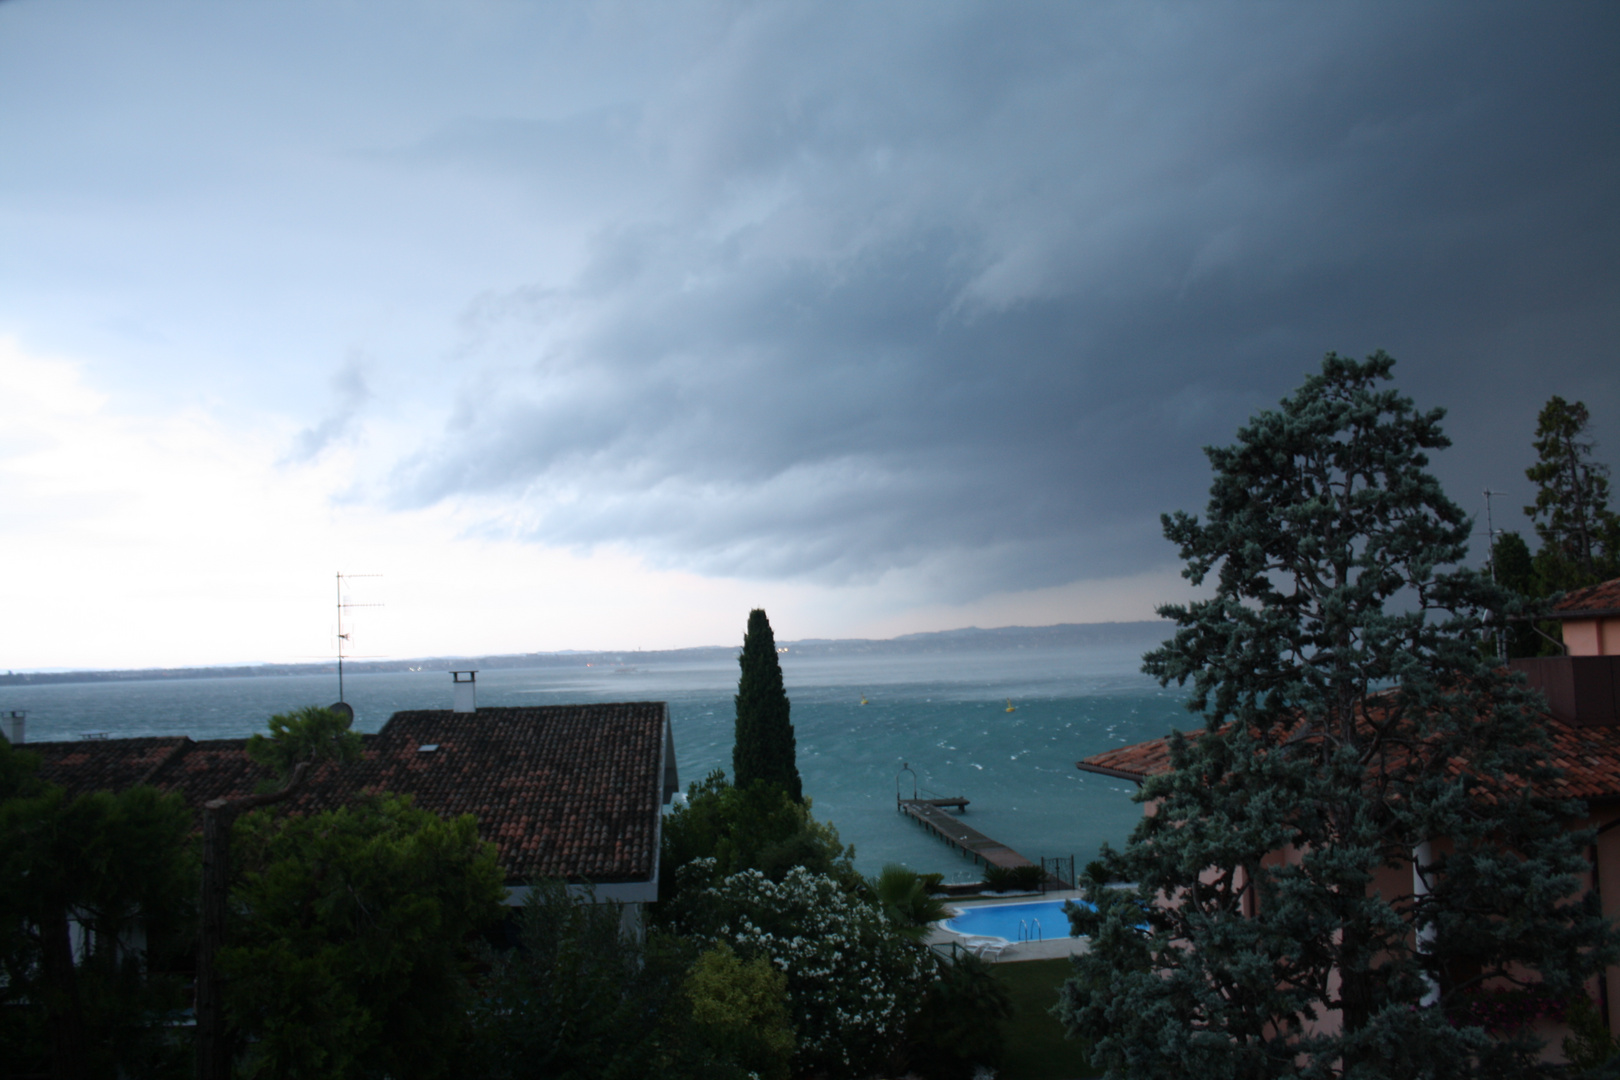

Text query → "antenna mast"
[1483,490,1509,660]
[335,572,383,704]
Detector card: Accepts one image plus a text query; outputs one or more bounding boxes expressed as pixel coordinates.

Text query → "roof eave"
[1076,761,1147,785]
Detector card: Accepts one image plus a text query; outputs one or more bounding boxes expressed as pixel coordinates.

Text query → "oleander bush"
[678,862,935,1077]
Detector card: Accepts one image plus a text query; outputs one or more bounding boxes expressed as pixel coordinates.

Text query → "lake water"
[2,644,1192,878]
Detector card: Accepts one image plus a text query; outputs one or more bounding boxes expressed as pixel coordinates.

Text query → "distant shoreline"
[0,620,1167,688]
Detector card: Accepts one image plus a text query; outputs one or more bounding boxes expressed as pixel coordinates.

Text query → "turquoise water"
[1,643,1191,877]
[943,899,1080,941]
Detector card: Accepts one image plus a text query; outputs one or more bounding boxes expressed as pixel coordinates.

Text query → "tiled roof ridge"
[137,736,195,785]
[29,703,672,885]
[1552,577,1620,616]
[1079,709,1620,802]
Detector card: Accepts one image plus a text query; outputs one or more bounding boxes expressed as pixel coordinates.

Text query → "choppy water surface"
[3,644,1192,876]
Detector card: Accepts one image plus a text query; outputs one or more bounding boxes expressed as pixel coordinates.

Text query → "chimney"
[451,671,477,714]
[4,711,24,745]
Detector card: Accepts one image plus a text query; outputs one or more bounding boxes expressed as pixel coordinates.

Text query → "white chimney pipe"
[451,671,477,714]
[5,711,25,745]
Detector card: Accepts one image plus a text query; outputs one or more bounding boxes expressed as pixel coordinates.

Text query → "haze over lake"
[3,640,1190,877]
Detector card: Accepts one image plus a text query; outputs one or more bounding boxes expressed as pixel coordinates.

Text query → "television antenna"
[335,572,383,705]
[1482,489,1510,581]
[1483,490,1509,659]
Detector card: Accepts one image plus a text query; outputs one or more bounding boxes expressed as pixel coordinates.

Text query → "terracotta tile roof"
[1077,732,1189,784]
[1552,577,1620,617]
[25,703,674,885]
[1078,714,1620,804]
[34,735,192,792]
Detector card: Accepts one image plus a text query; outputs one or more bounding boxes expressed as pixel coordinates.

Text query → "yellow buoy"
[1005,699,1016,713]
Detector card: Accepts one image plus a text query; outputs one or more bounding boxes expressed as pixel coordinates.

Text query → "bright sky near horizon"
[1,2,1616,670]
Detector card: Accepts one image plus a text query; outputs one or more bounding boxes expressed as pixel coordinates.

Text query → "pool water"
[941,898,1086,942]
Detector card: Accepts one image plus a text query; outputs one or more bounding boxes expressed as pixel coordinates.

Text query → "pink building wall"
[1562,616,1620,657]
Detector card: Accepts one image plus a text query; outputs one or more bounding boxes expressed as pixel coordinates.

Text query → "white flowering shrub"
[691,864,934,1077]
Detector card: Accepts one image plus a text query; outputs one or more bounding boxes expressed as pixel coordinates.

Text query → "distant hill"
[783,620,1167,656]
[0,620,1166,687]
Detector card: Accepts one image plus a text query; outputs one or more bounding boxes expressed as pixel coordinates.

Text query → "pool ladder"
[1019,917,1043,943]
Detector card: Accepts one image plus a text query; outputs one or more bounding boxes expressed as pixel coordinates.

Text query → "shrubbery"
[982,863,1045,892]
[656,769,858,908]
[0,739,197,1080]
[224,794,506,1080]
[685,941,796,1080]
[906,952,1012,1080]
[649,766,1021,1077]
[678,863,936,1077]
[469,880,716,1079]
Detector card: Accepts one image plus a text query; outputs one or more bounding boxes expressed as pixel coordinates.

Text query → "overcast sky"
[1,1,1615,669]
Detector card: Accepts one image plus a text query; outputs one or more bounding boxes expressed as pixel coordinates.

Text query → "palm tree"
[871,864,949,940]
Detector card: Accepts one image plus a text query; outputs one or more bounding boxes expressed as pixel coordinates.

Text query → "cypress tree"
[1058,353,1617,1078]
[733,609,802,802]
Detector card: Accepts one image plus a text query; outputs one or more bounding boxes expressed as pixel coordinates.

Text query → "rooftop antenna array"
[335,572,383,705]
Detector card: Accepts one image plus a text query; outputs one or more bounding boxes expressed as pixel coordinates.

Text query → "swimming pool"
[941,899,1087,942]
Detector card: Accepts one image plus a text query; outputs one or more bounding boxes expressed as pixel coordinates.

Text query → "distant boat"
[1005,699,1016,713]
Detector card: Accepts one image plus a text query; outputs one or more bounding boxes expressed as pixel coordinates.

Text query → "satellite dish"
[329,702,355,722]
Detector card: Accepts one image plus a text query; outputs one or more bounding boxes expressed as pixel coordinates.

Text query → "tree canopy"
[732,609,802,801]
[656,768,857,916]
[0,737,197,1080]
[223,794,505,1080]
[469,879,754,1080]
[196,704,366,1080]
[1523,395,1620,588]
[1059,352,1617,1079]
[678,864,934,1078]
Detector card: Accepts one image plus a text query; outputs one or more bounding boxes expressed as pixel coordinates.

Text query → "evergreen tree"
[1490,530,1549,658]
[1524,395,1620,588]
[1058,353,1616,1079]
[732,609,802,802]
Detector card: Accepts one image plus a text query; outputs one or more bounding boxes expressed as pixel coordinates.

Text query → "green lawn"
[993,958,1100,1080]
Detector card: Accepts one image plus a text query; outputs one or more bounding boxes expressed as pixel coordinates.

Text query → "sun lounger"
[961,936,1013,961]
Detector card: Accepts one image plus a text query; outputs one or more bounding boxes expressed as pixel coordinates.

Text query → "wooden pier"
[898,797,1036,871]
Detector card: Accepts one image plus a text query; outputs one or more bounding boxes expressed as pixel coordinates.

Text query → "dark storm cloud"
[388,2,1619,595]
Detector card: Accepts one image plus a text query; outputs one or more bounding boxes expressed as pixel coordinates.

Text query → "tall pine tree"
[733,609,802,802]
[1523,395,1620,589]
[1058,353,1616,1079]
